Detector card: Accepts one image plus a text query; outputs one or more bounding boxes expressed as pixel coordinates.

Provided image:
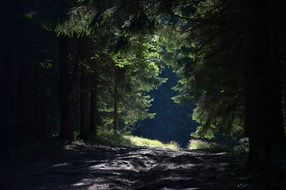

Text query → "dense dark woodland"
[1,0,286,189]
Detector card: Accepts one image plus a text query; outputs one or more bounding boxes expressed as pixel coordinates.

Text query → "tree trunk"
[58,37,74,140]
[79,64,91,140]
[19,56,36,135]
[15,0,37,136]
[113,66,119,133]
[245,0,285,166]
[90,73,98,135]
[267,0,286,144]
[76,38,91,140]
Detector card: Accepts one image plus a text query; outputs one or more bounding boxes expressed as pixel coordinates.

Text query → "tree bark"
[79,63,91,140]
[267,0,286,144]
[90,73,98,135]
[113,66,119,133]
[58,37,74,140]
[244,0,285,166]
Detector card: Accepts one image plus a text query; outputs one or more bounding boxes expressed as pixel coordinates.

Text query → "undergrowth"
[188,138,249,155]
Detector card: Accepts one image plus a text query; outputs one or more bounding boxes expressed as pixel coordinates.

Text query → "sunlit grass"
[95,129,179,150]
[125,135,179,150]
[188,139,212,150]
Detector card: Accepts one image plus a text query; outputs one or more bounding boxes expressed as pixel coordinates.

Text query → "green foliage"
[55,6,95,37]
[93,33,165,128]
[155,0,246,142]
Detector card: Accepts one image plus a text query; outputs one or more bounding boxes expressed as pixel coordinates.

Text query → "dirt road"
[0,143,248,190]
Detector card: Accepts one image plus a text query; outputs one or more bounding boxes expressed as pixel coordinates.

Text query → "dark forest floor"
[0,140,285,190]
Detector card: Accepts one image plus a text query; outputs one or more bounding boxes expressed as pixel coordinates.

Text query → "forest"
[1,0,286,189]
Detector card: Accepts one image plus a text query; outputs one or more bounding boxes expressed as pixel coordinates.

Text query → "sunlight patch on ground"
[188,139,212,150]
[96,130,180,150]
[125,135,179,150]
[53,162,70,167]
[71,178,92,187]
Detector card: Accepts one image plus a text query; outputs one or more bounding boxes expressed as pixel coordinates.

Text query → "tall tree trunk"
[58,37,74,140]
[15,0,37,136]
[40,101,48,136]
[79,64,91,140]
[267,0,286,144]
[245,0,285,166]
[19,54,36,136]
[77,39,91,140]
[113,66,119,133]
[0,0,26,139]
[35,85,48,137]
[90,72,98,135]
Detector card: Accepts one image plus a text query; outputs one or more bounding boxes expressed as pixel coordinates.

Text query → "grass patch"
[125,135,179,150]
[188,139,212,150]
[94,130,179,150]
